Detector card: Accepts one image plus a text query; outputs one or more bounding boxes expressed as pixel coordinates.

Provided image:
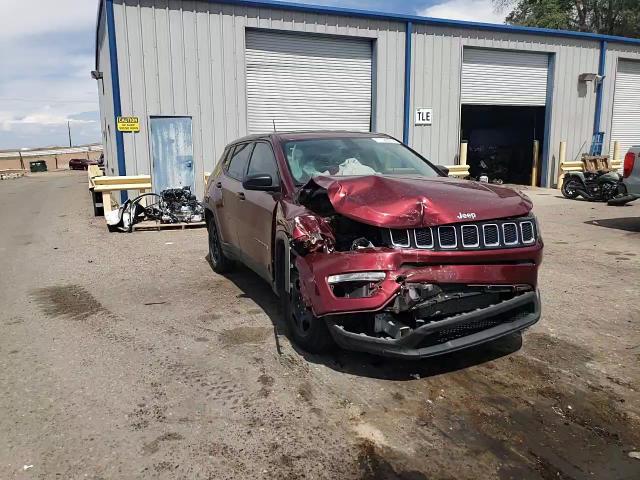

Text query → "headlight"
[327,272,386,284]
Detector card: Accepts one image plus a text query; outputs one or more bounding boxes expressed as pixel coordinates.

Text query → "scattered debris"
[23,465,33,471]
[629,451,640,460]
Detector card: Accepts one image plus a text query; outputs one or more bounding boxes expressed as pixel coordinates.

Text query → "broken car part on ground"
[106,186,204,232]
[204,132,544,359]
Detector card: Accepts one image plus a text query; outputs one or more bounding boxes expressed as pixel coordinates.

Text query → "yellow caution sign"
[117,116,140,132]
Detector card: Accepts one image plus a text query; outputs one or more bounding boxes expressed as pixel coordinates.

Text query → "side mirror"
[243,174,279,191]
[436,165,450,176]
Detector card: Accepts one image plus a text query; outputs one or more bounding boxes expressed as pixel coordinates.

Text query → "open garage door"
[245,30,372,134]
[460,48,550,185]
[610,60,640,159]
[461,48,549,106]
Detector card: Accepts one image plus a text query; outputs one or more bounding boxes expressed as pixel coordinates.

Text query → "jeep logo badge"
[457,212,477,220]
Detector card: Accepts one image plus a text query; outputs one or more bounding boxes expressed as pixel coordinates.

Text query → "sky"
[0,0,505,150]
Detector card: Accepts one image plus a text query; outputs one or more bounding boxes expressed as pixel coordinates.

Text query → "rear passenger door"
[215,142,254,254]
[238,142,281,282]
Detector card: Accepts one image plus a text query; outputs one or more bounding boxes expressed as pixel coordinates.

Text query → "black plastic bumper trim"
[326,290,540,359]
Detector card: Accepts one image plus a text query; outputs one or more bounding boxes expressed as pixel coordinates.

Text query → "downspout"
[403,21,413,145]
[593,40,607,135]
[105,0,127,201]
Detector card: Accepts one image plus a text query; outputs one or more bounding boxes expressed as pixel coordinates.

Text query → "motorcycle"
[561,170,626,202]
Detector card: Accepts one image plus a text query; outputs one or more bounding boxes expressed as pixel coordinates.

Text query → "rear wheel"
[285,268,334,353]
[561,177,581,199]
[207,218,232,273]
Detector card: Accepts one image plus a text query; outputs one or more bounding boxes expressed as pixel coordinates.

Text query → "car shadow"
[585,217,640,233]
[207,255,524,381]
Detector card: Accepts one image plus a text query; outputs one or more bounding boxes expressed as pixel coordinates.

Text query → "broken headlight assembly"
[291,214,336,255]
[327,271,386,298]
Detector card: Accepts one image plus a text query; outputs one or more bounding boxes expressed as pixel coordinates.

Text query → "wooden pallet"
[132,220,206,232]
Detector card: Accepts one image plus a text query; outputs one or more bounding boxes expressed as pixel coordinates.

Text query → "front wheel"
[561,177,581,199]
[285,269,334,353]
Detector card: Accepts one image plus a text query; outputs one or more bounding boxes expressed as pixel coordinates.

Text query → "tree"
[494,0,640,38]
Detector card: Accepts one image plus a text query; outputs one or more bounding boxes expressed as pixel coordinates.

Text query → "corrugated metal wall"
[97,5,118,176]
[112,0,406,196]
[410,25,601,186]
[102,0,640,191]
[601,44,640,158]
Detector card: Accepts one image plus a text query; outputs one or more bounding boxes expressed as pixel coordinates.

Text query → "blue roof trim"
[213,0,640,46]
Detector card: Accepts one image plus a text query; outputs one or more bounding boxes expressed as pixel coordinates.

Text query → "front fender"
[564,172,586,183]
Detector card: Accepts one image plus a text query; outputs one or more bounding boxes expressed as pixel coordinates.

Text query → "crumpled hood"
[302,175,533,228]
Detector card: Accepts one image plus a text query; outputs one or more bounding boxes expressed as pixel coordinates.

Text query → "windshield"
[282,137,441,185]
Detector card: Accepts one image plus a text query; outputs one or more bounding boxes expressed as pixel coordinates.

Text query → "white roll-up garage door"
[461,48,549,106]
[610,60,640,158]
[245,30,372,134]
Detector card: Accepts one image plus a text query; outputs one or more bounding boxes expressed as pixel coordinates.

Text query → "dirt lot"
[1,170,639,479]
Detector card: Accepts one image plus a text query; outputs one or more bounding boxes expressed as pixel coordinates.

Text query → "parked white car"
[623,146,640,200]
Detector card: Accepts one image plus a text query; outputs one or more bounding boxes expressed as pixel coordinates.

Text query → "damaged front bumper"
[327,290,540,359]
[294,246,542,359]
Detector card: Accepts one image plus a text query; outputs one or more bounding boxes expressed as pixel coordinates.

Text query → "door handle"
[215,182,222,188]
[237,192,246,200]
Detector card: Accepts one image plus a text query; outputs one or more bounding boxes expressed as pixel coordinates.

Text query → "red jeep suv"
[204,132,543,358]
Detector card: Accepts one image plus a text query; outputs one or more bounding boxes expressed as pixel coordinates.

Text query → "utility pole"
[67,121,72,147]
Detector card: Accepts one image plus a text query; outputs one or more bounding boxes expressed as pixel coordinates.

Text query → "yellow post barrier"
[459,141,468,166]
[531,140,540,187]
[557,141,567,188]
[613,141,620,163]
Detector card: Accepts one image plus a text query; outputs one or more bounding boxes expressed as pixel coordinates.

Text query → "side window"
[226,143,253,181]
[247,142,280,186]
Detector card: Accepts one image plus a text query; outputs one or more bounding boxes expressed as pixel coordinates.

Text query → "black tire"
[285,268,334,353]
[561,177,580,199]
[207,218,232,274]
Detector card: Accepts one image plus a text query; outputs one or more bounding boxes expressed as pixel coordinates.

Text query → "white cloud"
[419,0,505,24]
[0,0,98,40]
[0,1,100,148]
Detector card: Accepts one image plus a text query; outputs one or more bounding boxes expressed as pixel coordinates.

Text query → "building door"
[245,30,372,133]
[460,48,550,185]
[610,60,640,161]
[150,116,194,192]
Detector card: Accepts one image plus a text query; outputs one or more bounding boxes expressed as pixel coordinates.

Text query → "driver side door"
[237,141,281,282]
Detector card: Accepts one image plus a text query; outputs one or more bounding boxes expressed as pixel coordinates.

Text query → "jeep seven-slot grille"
[389,217,537,251]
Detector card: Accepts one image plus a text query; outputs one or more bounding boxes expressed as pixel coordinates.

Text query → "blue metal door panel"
[150,117,194,192]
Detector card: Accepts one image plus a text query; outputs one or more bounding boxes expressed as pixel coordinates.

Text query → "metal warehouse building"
[95,0,640,196]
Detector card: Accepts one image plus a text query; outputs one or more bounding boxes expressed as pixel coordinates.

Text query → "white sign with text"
[415,108,433,126]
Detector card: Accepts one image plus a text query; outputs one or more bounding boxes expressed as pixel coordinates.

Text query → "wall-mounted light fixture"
[91,70,103,80]
[579,73,604,85]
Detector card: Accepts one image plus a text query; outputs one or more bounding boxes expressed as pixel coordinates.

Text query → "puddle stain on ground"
[31,284,108,321]
[218,326,271,346]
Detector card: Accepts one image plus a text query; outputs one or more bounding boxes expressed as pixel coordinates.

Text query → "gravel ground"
[1,170,639,480]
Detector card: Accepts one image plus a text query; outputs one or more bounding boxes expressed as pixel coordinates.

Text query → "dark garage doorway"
[461,105,546,185]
